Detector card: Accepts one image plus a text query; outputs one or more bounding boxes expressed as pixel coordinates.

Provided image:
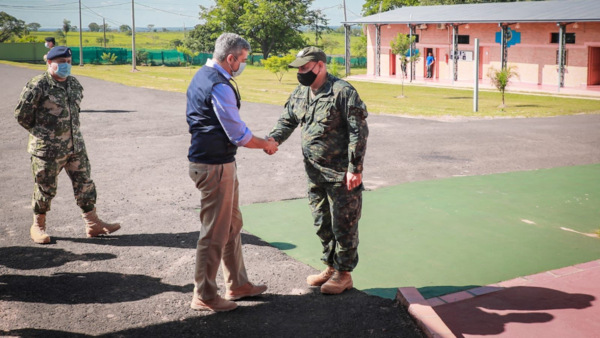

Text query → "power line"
[135,2,198,19]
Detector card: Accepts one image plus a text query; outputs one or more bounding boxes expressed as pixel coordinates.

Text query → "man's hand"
[345,172,362,190]
[264,137,278,155]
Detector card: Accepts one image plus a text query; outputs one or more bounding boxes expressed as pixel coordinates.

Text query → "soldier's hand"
[345,172,362,190]
[263,137,278,155]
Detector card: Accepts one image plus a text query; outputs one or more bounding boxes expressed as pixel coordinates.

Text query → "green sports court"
[242,164,600,299]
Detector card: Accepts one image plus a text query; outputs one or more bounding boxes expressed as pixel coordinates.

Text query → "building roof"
[347,0,600,25]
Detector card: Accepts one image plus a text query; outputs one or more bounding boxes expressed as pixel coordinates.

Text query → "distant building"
[347,0,600,89]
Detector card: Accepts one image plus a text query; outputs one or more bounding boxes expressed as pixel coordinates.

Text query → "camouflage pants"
[307,178,363,272]
[30,151,96,214]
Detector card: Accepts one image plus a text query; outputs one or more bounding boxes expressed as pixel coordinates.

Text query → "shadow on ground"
[0,246,116,270]
[54,232,293,251]
[434,286,595,337]
[0,290,424,338]
[0,272,193,304]
[80,110,134,113]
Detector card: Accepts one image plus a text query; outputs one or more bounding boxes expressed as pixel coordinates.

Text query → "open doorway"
[423,48,435,78]
[588,47,600,85]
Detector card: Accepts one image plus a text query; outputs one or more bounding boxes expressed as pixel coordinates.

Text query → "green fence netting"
[1,44,366,67]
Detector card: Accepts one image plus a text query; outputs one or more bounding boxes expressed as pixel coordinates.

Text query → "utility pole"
[343,0,350,76]
[131,0,137,71]
[103,18,107,48]
[78,0,83,66]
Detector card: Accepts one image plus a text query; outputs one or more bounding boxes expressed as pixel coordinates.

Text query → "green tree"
[352,34,367,58]
[308,9,330,45]
[177,45,200,72]
[169,38,183,49]
[362,0,419,16]
[95,36,109,45]
[390,33,419,98]
[136,49,149,64]
[321,36,339,55]
[261,54,295,83]
[183,24,219,53]
[62,19,71,44]
[27,22,41,32]
[54,29,66,45]
[0,12,27,43]
[487,65,519,108]
[88,22,100,32]
[200,0,314,59]
[119,24,131,33]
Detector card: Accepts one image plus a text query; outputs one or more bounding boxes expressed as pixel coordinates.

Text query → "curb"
[395,259,600,338]
[424,259,600,308]
[396,287,456,338]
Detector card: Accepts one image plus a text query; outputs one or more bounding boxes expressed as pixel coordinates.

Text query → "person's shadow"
[0,246,116,270]
[433,286,595,337]
[0,272,193,304]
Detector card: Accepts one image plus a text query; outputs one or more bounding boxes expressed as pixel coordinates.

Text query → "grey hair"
[213,33,251,62]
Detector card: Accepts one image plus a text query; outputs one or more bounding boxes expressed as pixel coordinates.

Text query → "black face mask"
[297,63,320,86]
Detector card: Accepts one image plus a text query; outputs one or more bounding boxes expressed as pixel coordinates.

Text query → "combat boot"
[320,270,353,294]
[82,208,121,237]
[306,266,335,286]
[30,214,50,244]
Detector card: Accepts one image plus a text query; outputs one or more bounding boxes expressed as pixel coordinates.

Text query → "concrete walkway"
[347,74,600,99]
[433,261,600,337]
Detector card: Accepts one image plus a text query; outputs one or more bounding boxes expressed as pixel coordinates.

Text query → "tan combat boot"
[320,270,353,294]
[306,266,335,286]
[30,214,50,244]
[82,208,121,237]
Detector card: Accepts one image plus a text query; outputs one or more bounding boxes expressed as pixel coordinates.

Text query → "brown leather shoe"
[225,282,268,301]
[190,294,237,312]
[306,266,334,286]
[321,270,353,294]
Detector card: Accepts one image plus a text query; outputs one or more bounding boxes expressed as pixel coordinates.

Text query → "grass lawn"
[30,31,186,50]
[3,60,599,118]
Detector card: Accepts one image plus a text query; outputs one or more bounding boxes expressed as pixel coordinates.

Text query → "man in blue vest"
[186,33,278,312]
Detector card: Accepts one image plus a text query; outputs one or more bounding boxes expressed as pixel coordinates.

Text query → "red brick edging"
[424,259,600,308]
[395,259,600,338]
[396,287,456,338]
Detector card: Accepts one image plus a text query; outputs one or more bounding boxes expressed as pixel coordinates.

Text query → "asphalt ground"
[1,63,599,337]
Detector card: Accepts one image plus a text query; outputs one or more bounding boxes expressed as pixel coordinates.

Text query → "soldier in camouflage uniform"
[268,47,368,295]
[14,46,121,244]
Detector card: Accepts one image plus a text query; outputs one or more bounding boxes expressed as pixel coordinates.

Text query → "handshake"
[263,136,279,155]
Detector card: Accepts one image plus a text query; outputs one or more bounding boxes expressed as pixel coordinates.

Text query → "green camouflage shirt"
[15,72,86,157]
[269,74,369,183]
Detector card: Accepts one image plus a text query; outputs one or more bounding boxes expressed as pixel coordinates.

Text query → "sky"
[0,0,366,30]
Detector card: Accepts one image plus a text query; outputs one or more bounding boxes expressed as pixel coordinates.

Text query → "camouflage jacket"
[269,74,369,183]
[15,72,86,157]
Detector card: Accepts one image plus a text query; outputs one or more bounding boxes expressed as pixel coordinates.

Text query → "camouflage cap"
[289,47,326,68]
[46,46,72,60]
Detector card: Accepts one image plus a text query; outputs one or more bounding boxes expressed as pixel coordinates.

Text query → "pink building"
[347,0,600,90]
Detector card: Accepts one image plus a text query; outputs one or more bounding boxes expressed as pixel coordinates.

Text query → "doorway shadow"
[433,286,595,337]
[0,272,193,304]
[0,246,116,270]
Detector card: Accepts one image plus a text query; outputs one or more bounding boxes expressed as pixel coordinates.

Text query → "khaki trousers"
[189,161,248,301]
